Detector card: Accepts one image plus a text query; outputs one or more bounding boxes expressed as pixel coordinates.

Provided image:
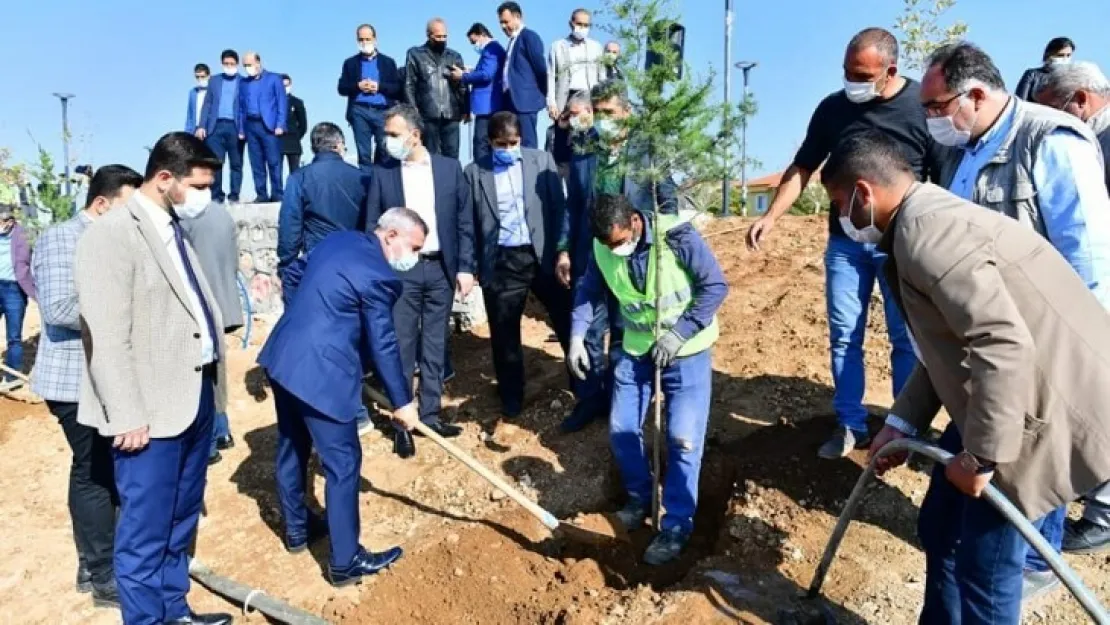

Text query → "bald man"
[404,18,469,159]
[238,51,288,202]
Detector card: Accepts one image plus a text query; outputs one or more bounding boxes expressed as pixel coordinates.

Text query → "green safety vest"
[593,214,719,358]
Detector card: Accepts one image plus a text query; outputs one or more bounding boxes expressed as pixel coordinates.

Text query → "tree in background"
[28,144,74,224]
[894,0,968,71]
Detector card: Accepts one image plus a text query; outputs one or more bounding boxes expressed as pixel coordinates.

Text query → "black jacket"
[282,94,308,155]
[337,53,403,118]
[1015,66,1050,102]
[404,44,469,121]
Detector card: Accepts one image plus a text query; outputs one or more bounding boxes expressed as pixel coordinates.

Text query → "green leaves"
[894,0,969,71]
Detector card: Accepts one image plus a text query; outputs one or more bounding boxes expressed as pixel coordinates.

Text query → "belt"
[420,251,443,260]
[194,361,218,378]
[247,114,263,120]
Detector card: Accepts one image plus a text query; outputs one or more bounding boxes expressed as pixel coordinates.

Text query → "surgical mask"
[197,78,209,89]
[389,250,419,272]
[360,42,376,56]
[595,117,619,139]
[473,40,486,54]
[611,235,639,257]
[572,27,589,41]
[569,115,588,133]
[172,187,212,220]
[223,66,237,77]
[843,79,879,104]
[492,147,521,166]
[245,65,259,77]
[385,135,413,161]
[838,186,882,245]
[1048,56,1071,66]
[926,99,974,147]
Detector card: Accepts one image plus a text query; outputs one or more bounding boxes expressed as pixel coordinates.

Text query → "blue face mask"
[389,252,418,273]
[492,147,521,166]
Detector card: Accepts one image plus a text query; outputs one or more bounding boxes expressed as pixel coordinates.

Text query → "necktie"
[171,219,220,363]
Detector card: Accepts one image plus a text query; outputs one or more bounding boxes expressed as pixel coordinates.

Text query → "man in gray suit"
[181,200,243,465]
[75,132,232,625]
[464,111,569,418]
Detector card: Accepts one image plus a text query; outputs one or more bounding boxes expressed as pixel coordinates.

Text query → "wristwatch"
[957,450,997,475]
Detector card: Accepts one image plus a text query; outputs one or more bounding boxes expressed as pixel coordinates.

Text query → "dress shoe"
[215,434,235,451]
[560,399,605,433]
[207,450,222,466]
[415,421,463,438]
[91,579,120,609]
[165,611,234,625]
[1062,518,1110,554]
[76,561,92,594]
[394,430,416,459]
[284,513,329,554]
[501,401,522,419]
[328,546,404,587]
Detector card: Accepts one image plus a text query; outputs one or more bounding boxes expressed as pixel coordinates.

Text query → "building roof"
[736,166,823,190]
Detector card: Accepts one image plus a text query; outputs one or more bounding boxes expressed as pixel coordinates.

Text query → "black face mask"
[429,40,446,53]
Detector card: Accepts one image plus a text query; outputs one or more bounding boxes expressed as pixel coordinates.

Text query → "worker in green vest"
[569,193,728,565]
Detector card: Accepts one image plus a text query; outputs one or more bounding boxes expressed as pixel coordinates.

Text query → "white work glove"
[567,336,591,380]
[651,330,686,370]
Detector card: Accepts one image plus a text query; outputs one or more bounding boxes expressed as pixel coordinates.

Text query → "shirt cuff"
[669,318,697,342]
[884,414,919,437]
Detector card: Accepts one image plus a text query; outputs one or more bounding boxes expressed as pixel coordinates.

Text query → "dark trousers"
[472,115,492,163]
[422,118,461,159]
[482,246,571,411]
[271,378,362,568]
[245,117,284,202]
[393,257,453,425]
[51,400,118,586]
[285,153,301,173]
[349,104,388,170]
[0,280,26,375]
[515,111,539,149]
[204,119,244,202]
[113,378,214,625]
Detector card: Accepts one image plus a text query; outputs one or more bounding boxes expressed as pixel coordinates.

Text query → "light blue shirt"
[0,235,13,281]
[218,75,237,120]
[494,159,531,246]
[950,98,1110,307]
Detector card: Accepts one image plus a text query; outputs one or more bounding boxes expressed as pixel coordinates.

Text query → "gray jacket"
[180,202,244,331]
[547,36,605,112]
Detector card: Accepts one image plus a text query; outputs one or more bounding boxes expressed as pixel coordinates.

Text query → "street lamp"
[734,61,757,216]
[52,92,76,198]
[721,0,735,216]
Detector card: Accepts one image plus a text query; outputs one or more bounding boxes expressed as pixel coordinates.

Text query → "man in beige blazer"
[75,132,232,625]
[821,130,1110,624]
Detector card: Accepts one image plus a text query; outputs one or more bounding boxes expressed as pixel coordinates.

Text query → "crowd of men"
[6,3,1110,623]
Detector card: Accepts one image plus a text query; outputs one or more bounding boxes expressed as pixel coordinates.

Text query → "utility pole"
[52,92,76,198]
[721,0,734,216]
[734,62,757,216]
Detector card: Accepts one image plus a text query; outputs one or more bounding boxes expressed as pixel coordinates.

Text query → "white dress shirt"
[135,192,216,364]
[566,39,593,92]
[195,89,207,128]
[401,153,439,253]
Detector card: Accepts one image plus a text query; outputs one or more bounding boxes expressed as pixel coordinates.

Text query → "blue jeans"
[610,347,712,535]
[204,119,243,202]
[825,234,915,433]
[1024,506,1066,572]
[0,280,27,376]
[349,104,387,170]
[244,117,283,201]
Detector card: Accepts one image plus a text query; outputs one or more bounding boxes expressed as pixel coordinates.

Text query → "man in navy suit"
[338,24,403,169]
[452,23,506,162]
[238,51,288,202]
[365,104,476,459]
[258,208,423,586]
[184,64,209,136]
[496,2,547,149]
[196,50,245,203]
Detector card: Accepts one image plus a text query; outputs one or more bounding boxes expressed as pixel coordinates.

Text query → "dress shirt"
[503,25,525,92]
[218,75,237,120]
[400,154,439,252]
[494,158,530,246]
[134,192,216,364]
[565,38,593,92]
[195,89,207,128]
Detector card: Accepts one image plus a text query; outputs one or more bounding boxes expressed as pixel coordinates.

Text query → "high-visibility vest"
[592,214,719,358]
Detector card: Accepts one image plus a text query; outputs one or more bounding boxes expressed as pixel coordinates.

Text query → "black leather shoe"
[284,513,329,554]
[560,399,605,433]
[328,546,404,587]
[415,421,462,438]
[215,434,234,451]
[501,401,522,419]
[207,450,222,466]
[76,561,92,594]
[165,612,234,625]
[1062,518,1110,554]
[394,430,416,459]
[91,580,120,609]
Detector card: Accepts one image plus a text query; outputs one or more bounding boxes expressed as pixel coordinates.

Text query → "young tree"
[894,0,968,71]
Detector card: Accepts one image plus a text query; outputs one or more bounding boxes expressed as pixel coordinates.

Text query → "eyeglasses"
[922,91,966,117]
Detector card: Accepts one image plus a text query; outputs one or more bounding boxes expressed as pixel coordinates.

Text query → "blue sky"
[3,0,1110,194]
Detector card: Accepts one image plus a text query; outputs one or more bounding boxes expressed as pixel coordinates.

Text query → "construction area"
[2,215,1108,624]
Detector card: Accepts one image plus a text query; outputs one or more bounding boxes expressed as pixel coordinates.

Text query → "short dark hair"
[384,104,424,137]
[85,165,142,209]
[467,22,493,38]
[281,73,291,82]
[488,111,522,140]
[221,49,239,64]
[1043,37,1075,62]
[848,27,899,64]
[357,23,377,37]
[590,79,629,107]
[590,194,635,241]
[821,130,914,192]
[194,63,210,75]
[497,1,522,17]
[310,122,345,154]
[926,41,1005,92]
[144,132,221,182]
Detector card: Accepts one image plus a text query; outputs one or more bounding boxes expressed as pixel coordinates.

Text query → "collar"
[966,96,1016,154]
[77,211,94,225]
[511,25,526,38]
[402,151,432,168]
[566,34,587,45]
[135,190,174,232]
[634,210,654,250]
[313,151,344,163]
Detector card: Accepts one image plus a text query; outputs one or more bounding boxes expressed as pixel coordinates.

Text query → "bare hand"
[195,128,207,140]
[746,215,775,252]
[456,272,475,299]
[113,426,150,452]
[945,453,994,498]
[358,79,373,93]
[367,80,379,94]
[275,128,285,136]
[555,252,571,288]
[239,134,246,140]
[392,402,419,431]
[548,105,561,121]
[868,425,908,476]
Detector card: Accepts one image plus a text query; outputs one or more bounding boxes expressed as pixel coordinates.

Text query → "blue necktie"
[171,219,220,363]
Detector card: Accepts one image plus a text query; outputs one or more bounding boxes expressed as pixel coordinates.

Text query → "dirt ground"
[1,215,1107,624]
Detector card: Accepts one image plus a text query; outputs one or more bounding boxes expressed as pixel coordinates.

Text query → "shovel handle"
[412,421,560,530]
[0,363,29,383]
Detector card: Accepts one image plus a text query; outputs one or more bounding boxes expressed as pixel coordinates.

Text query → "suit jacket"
[185,87,206,134]
[257,231,412,421]
[180,202,244,332]
[282,94,308,155]
[337,53,403,119]
[881,182,1110,519]
[364,154,476,280]
[198,74,241,135]
[74,194,228,438]
[238,69,288,133]
[30,213,89,402]
[463,41,506,116]
[464,148,565,281]
[547,37,605,112]
[505,27,547,113]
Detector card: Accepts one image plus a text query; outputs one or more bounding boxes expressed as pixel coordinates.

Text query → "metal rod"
[721,0,734,216]
[740,68,749,216]
[53,93,75,199]
[808,438,1110,625]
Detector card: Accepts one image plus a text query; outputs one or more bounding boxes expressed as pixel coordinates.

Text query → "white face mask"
[172,187,212,220]
[385,134,413,161]
[386,237,419,272]
[473,40,486,53]
[196,78,209,89]
[223,66,238,77]
[245,65,260,77]
[360,42,376,56]
[926,97,975,147]
[611,233,640,257]
[839,186,882,245]
[285,86,292,95]
[843,78,879,104]
[572,27,589,40]
[1048,56,1071,66]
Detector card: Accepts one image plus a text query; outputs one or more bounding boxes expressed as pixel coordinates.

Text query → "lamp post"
[52,92,76,199]
[721,0,735,216]
[734,61,757,216]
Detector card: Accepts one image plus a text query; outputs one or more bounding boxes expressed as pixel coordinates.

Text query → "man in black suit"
[365,104,476,458]
[280,74,309,172]
[338,23,403,169]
